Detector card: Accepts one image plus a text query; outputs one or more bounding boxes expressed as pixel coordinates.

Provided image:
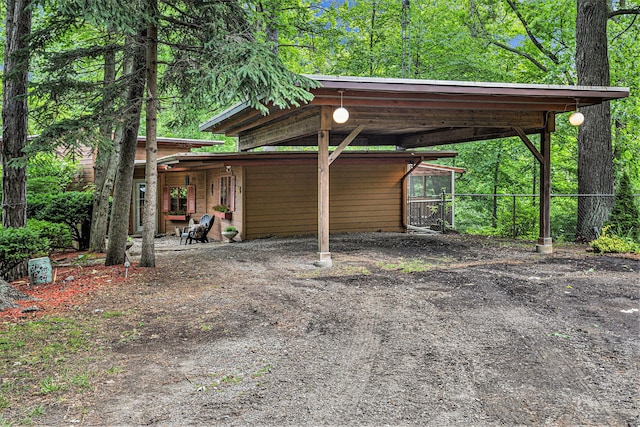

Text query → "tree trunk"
[2,0,31,230]
[140,4,158,268]
[2,0,32,281]
[257,2,279,54]
[90,38,119,253]
[105,30,147,266]
[575,0,614,241]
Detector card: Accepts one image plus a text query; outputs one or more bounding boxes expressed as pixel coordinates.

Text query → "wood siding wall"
[244,163,405,239]
[157,167,243,240]
[159,171,210,234]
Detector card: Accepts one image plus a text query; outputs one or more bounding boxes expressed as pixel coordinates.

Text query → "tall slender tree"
[89,32,120,253]
[2,0,32,230]
[105,31,148,266]
[140,0,159,268]
[1,0,32,280]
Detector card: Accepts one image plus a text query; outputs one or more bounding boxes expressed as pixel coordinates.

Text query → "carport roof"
[200,74,629,151]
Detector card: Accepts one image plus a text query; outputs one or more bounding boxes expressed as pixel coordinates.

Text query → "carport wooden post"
[537,116,553,253]
[514,113,554,253]
[316,106,332,267]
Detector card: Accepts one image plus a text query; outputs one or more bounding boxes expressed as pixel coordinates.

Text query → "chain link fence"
[408,193,640,242]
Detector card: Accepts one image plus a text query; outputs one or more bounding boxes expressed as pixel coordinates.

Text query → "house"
[93,136,224,234]
[194,74,628,265]
[144,150,458,243]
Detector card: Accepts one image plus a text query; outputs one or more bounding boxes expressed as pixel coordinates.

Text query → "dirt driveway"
[33,233,640,425]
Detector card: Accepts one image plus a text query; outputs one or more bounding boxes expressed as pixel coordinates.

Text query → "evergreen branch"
[160,14,203,31]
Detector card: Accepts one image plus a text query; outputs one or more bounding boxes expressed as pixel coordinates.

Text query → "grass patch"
[39,376,66,394]
[118,328,141,344]
[378,258,432,273]
[340,266,371,275]
[0,315,103,425]
[70,373,91,390]
[105,365,123,375]
[0,394,9,410]
[19,405,45,425]
[101,310,125,319]
[252,364,273,378]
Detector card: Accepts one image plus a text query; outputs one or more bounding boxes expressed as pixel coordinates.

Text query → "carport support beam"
[515,121,553,253]
[316,107,332,267]
[537,123,553,253]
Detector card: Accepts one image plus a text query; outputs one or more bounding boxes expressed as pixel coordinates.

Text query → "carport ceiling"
[199,75,629,152]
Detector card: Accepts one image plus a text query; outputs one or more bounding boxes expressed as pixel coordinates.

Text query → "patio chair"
[179,218,195,245]
[187,214,214,244]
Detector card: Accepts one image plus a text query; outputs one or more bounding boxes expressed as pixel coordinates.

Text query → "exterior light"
[569,99,584,126]
[333,90,349,124]
[333,107,349,124]
[569,111,584,126]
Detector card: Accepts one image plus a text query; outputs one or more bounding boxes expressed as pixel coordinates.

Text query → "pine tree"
[608,171,640,239]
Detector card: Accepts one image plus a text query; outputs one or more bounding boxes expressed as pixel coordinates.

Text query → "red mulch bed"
[2,252,139,322]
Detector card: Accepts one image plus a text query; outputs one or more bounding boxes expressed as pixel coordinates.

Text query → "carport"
[200,75,629,266]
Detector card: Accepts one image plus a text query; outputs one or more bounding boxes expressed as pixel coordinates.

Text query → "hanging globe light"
[569,111,584,126]
[333,91,349,124]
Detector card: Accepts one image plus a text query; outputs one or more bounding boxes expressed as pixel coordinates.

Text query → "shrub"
[27,219,73,249]
[590,225,639,254]
[26,152,80,194]
[27,191,93,250]
[0,227,50,279]
[607,171,640,239]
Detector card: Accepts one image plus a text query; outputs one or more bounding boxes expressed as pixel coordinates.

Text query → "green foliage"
[607,171,640,239]
[590,225,639,254]
[26,153,82,194]
[27,191,94,250]
[0,227,50,279]
[27,219,73,249]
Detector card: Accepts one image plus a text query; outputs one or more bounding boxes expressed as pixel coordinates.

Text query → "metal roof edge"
[199,101,251,132]
[137,136,225,145]
[304,74,630,94]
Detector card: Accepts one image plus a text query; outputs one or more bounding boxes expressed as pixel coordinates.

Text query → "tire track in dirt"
[30,233,638,426]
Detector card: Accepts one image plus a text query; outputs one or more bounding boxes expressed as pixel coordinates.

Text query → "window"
[217,175,235,212]
[162,185,195,214]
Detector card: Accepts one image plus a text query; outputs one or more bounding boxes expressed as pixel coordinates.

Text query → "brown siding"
[158,167,244,240]
[159,171,208,234]
[244,163,405,239]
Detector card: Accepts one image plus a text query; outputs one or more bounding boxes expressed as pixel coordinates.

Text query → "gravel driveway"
[36,233,640,426]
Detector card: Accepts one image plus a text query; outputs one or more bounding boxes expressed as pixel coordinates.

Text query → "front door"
[133,180,146,233]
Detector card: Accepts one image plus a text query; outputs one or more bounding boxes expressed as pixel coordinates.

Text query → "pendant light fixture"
[569,99,584,126]
[333,90,349,124]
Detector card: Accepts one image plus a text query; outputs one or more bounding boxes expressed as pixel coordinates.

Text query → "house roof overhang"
[412,163,466,176]
[199,75,629,151]
[137,136,225,149]
[152,150,458,172]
